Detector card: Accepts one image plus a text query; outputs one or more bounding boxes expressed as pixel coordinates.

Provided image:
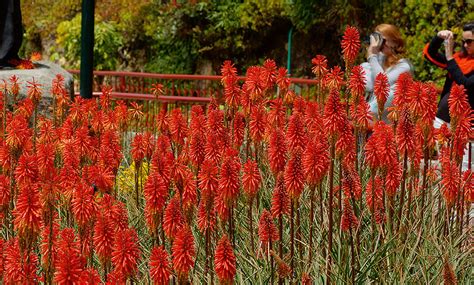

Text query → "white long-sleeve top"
[361,53,413,121]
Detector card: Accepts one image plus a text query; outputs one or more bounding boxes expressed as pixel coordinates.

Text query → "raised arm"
[423,30,453,68]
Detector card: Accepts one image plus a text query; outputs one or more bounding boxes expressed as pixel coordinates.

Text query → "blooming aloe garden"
[0,26,472,284]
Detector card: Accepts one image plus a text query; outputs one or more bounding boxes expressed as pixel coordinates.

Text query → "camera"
[362,32,386,48]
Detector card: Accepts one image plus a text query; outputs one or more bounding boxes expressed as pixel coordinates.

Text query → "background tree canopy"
[20,0,472,84]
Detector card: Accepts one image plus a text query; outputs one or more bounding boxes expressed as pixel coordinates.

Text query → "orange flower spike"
[392,72,413,109]
[214,235,236,284]
[448,83,470,120]
[218,149,241,204]
[0,174,10,208]
[79,268,102,284]
[169,108,188,146]
[284,148,305,200]
[111,228,140,280]
[271,175,290,218]
[71,183,98,228]
[262,59,277,91]
[258,209,279,246]
[163,196,185,239]
[144,172,168,215]
[151,82,164,97]
[14,152,39,187]
[198,159,219,200]
[181,168,197,211]
[26,77,43,105]
[4,238,39,284]
[94,213,115,267]
[303,137,329,186]
[9,75,20,97]
[340,198,359,231]
[276,67,290,91]
[54,228,85,285]
[311,55,328,80]
[286,111,307,152]
[249,104,268,144]
[396,109,416,155]
[268,129,288,175]
[197,196,217,233]
[233,111,245,148]
[323,89,345,139]
[172,226,196,280]
[374,73,389,113]
[242,159,261,200]
[51,74,66,98]
[221,60,241,108]
[324,66,344,90]
[150,246,172,285]
[341,25,361,65]
[131,133,146,166]
[348,65,366,100]
[13,184,42,241]
[341,167,362,200]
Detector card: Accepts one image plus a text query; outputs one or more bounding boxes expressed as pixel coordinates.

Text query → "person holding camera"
[361,24,413,122]
[423,22,474,125]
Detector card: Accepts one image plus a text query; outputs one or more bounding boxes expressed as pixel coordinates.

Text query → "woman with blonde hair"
[361,23,413,121]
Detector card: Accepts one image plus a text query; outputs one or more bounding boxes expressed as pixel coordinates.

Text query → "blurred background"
[20,0,473,83]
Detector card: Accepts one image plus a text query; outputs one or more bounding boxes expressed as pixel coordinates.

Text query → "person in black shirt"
[423,22,474,124]
[0,0,23,68]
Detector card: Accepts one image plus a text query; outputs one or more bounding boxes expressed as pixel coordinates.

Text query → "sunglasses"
[462,39,473,45]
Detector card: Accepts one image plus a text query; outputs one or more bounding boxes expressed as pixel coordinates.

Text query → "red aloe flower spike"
[262,59,277,90]
[181,168,197,212]
[286,111,307,152]
[205,131,222,164]
[365,176,384,214]
[324,66,344,90]
[172,226,196,280]
[448,83,470,120]
[214,235,236,284]
[249,105,267,144]
[271,175,290,218]
[79,268,102,284]
[323,89,345,139]
[385,160,402,197]
[348,65,366,99]
[111,228,140,280]
[198,159,219,201]
[0,174,10,209]
[440,147,461,207]
[54,228,85,285]
[242,159,261,200]
[9,75,20,97]
[214,193,230,221]
[163,196,184,240]
[190,129,206,167]
[71,182,98,228]
[169,108,188,146]
[144,172,168,236]
[151,82,164,97]
[94,212,115,269]
[452,112,472,161]
[342,166,362,200]
[40,217,59,271]
[392,72,413,109]
[6,113,32,153]
[284,148,305,200]
[268,98,286,130]
[276,67,291,91]
[156,107,169,134]
[150,246,172,285]
[233,111,245,148]
[373,72,389,118]
[221,60,241,109]
[26,77,43,105]
[341,25,361,65]
[340,198,359,231]
[4,238,39,284]
[51,74,66,98]
[218,149,241,204]
[0,238,4,280]
[396,109,415,155]
[243,66,265,103]
[311,55,328,80]
[15,153,39,188]
[303,137,329,186]
[197,195,217,233]
[13,184,42,246]
[336,120,356,161]
[268,129,288,175]
[131,133,146,166]
[258,209,279,247]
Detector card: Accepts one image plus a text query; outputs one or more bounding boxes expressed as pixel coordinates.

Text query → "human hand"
[437,30,453,40]
[367,33,382,57]
[445,34,454,60]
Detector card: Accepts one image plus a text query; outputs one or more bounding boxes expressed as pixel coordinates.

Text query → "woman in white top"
[361,24,413,121]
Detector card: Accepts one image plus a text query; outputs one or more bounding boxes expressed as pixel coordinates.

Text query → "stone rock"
[0,60,74,98]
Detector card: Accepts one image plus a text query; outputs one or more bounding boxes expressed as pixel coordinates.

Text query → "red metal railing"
[68,70,319,103]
